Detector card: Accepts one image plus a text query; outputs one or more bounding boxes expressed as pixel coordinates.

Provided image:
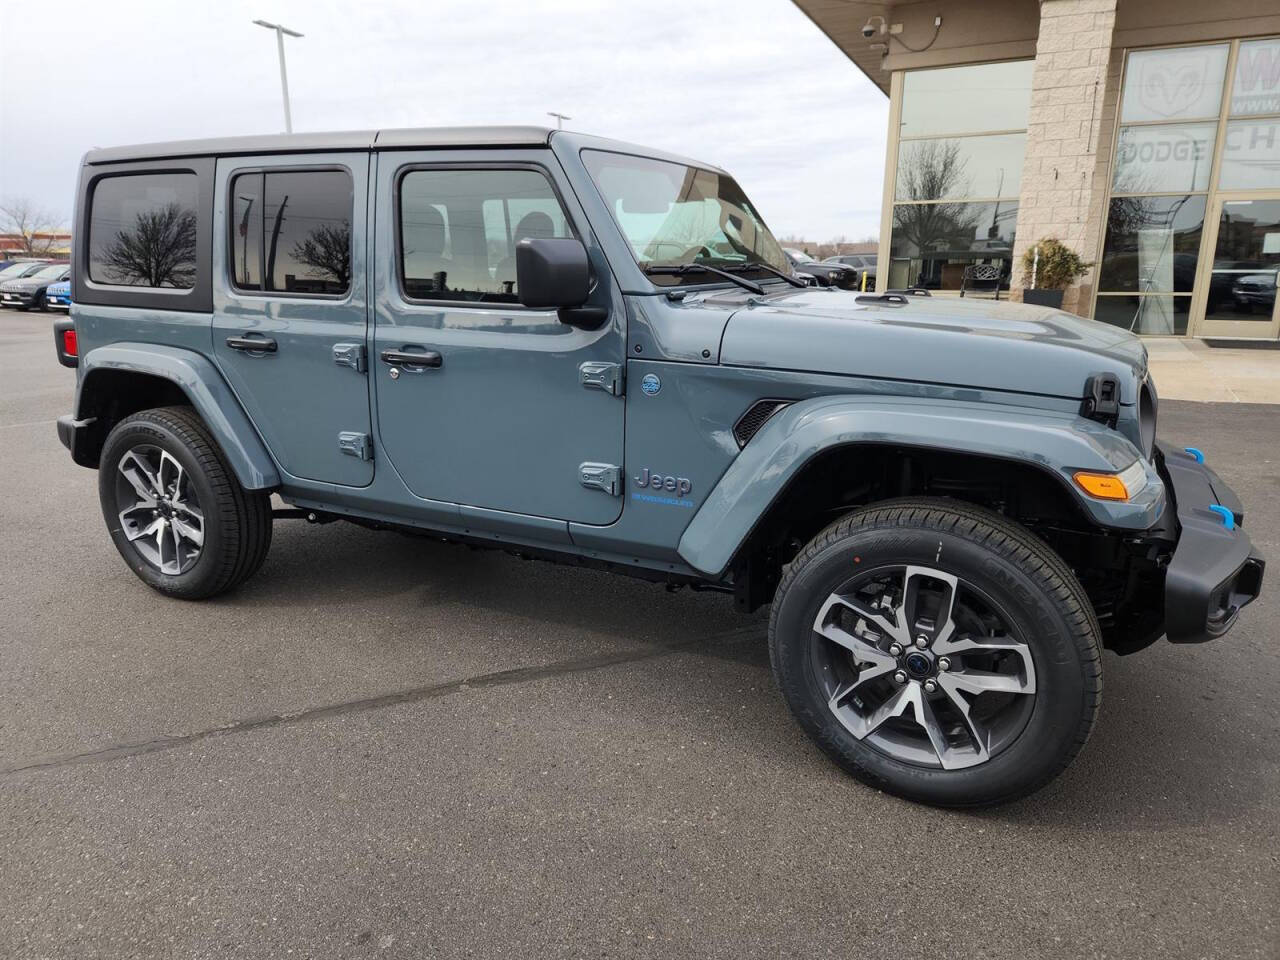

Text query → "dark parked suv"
[54,127,1264,807]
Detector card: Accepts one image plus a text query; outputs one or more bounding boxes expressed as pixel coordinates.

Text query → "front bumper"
[1,291,35,306]
[1159,443,1265,643]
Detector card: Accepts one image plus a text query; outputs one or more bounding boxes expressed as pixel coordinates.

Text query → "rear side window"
[398,168,571,303]
[230,168,353,296]
[88,173,199,288]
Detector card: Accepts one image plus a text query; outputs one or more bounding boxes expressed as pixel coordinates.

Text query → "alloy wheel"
[114,444,205,575]
[811,564,1037,770]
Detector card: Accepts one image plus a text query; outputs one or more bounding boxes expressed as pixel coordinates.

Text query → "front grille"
[733,399,792,448]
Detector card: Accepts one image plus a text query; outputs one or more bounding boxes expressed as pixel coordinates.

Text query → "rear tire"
[769,497,1101,807]
[98,406,272,599]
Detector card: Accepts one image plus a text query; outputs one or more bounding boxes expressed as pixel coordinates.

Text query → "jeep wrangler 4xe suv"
[55,127,1264,806]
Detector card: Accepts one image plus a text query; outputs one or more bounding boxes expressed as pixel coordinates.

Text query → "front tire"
[769,498,1101,807]
[98,406,272,600]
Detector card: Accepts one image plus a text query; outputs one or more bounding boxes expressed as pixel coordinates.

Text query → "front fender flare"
[677,394,1164,578]
[78,343,280,490]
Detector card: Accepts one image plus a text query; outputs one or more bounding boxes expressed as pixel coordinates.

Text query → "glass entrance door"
[1196,196,1280,339]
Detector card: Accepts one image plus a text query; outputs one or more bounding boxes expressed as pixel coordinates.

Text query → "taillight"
[63,328,77,357]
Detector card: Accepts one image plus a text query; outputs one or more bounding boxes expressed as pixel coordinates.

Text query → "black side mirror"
[515,237,607,330]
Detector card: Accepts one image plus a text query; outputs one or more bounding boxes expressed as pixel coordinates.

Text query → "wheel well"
[71,370,192,468]
[729,443,1163,651]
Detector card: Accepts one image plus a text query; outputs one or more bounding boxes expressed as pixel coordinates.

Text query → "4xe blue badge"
[632,468,694,508]
[641,373,661,396]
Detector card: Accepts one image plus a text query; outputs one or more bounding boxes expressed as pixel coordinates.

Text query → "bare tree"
[892,140,981,280]
[0,198,64,256]
[290,222,352,291]
[101,203,198,287]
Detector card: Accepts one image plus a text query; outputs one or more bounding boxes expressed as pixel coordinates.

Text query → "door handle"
[380,348,442,369]
[226,335,277,353]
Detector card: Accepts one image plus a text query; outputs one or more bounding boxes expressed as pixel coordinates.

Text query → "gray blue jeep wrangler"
[55,127,1264,806]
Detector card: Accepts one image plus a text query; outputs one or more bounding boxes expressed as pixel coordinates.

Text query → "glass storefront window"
[1113,123,1216,193]
[1120,44,1229,123]
[1219,118,1280,189]
[1094,295,1190,335]
[1097,195,1206,294]
[900,61,1035,137]
[889,201,1017,291]
[895,134,1025,201]
[1231,38,1280,116]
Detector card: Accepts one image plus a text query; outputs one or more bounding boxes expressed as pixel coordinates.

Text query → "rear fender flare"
[77,343,280,490]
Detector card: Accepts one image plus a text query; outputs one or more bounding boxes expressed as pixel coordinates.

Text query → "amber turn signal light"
[1073,470,1130,501]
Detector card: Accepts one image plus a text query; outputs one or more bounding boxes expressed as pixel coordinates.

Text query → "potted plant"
[1020,237,1091,309]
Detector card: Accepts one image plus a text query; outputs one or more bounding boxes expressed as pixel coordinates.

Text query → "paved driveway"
[1,311,1276,959]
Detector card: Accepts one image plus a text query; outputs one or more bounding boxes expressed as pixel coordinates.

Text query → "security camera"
[862,16,886,38]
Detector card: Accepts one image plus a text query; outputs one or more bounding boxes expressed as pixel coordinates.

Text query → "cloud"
[0,0,887,240]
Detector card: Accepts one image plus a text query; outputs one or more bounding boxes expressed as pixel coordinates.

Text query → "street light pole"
[253,19,303,133]
[546,111,571,130]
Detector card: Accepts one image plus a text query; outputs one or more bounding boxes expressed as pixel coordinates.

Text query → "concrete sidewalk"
[1145,338,1280,403]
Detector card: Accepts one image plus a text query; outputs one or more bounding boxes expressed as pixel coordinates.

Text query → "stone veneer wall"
[1011,0,1121,316]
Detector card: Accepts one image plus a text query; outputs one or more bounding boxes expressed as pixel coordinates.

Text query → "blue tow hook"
[1207,504,1235,530]
[1184,447,1205,463]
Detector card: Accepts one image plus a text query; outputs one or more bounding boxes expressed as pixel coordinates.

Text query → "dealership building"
[795,0,1280,341]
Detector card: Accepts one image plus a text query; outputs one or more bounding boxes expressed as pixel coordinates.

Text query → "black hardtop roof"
[80,126,727,175]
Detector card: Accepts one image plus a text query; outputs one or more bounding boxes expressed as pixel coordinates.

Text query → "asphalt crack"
[0,624,764,780]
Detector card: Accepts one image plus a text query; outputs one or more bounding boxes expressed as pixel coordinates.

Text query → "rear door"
[371,151,625,524]
[212,153,373,486]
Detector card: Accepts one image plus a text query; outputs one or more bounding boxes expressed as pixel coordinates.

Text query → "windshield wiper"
[643,263,765,295]
[726,261,807,288]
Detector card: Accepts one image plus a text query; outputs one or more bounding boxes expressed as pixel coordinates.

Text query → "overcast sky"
[0,0,888,241]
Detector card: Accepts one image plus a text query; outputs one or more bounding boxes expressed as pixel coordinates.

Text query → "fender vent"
[733,399,792,448]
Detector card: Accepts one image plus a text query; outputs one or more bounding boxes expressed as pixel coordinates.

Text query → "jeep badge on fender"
[55,125,1263,808]
[634,468,691,498]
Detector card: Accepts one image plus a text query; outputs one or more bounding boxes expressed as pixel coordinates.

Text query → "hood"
[719,289,1148,404]
[2,274,62,292]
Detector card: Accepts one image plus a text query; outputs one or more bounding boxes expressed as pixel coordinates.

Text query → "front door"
[1195,195,1280,339]
[212,153,373,486]
[371,152,625,524]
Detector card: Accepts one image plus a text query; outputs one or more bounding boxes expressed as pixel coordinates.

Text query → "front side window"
[582,149,789,284]
[89,172,198,288]
[399,168,571,303]
[230,168,352,296]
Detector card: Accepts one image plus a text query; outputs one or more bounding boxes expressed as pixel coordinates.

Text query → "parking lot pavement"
[0,311,1276,960]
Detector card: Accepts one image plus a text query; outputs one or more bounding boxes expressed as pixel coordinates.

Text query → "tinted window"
[1121,44,1229,123]
[895,134,1026,200]
[888,201,1017,291]
[1112,123,1216,194]
[399,168,571,303]
[230,169,352,296]
[89,173,198,288]
[1097,195,1206,293]
[899,61,1034,137]
[229,173,262,290]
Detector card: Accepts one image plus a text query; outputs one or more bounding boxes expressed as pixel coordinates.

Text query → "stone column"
[1012,0,1120,315]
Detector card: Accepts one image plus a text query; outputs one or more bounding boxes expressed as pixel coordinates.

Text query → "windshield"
[582,150,789,285]
[0,263,39,280]
[33,264,67,280]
